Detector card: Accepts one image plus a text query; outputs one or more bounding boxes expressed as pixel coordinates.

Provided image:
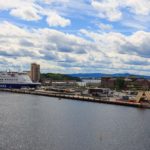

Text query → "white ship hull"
[0,83,40,89]
[0,72,41,89]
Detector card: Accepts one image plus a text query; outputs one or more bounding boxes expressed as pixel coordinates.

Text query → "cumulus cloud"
[0,0,150,31]
[0,0,71,27]
[0,0,42,21]
[98,23,113,31]
[46,12,71,27]
[0,22,89,72]
[0,1,150,74]
[125,0,150,15]
[91,0,150,21]
[81,29,150,58]
[0,0,21,10]
[19,39,34,47]
[0,21,28,37]
[44,0,69,4]
[91,0,122,21]
[120,31,150,58]
[80,29,150,74]
[10,6,41,21]
[0,21,150,74]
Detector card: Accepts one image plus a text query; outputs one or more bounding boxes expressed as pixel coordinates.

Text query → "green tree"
[115,78,125,91]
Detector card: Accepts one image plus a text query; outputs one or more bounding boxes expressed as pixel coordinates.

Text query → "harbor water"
[0,92,150,150]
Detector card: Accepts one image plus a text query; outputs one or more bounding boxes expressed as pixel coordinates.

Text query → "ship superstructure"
[0,72,40,88]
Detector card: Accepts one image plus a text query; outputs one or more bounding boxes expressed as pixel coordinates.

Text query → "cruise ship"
[0,72,40,89]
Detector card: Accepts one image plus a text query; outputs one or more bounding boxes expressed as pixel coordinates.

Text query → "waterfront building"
[31,63,40,82]
[88,88,112,97]
[101,77,116,89]
[101,77,150,90]
[52,81,77,88]
[41,78,52,86]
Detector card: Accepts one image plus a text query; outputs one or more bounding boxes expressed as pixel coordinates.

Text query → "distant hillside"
[41,73,81,81]
[69,73,150,79]
[68,73,102,78]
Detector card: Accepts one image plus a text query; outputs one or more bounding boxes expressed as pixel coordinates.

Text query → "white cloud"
[125,0,150,15]
[80,29,150,59]
[91,0,122,21]
[0,0,150,31]
[10,6,41,21]
[0,1,150,74]
[98,23,113,31]
[0,21,28,37]
[46,12,71,27]
[0,21,88,72]
[0,0,42,21]
[0,0,21,9]
[91,0,150,21]
[44,0,69,4]
[0,21,150,74]
[0,0,72,27]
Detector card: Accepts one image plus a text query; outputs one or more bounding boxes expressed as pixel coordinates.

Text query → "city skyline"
[0,0,150,75]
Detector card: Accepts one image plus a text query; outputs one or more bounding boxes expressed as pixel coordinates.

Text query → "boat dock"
[0,89,150,109]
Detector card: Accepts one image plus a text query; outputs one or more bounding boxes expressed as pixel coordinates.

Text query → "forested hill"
[41,73,81,81]
[69,73,150,79]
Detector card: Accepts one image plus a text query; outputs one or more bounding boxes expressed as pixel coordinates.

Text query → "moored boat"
[0,72,40,89]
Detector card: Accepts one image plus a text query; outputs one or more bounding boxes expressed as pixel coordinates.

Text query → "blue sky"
[0,0,150,75]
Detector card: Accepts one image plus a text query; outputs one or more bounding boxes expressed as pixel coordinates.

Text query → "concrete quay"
[0,89,150,109]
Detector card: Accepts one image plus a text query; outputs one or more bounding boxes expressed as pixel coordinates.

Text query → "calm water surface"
[0,92,150,150]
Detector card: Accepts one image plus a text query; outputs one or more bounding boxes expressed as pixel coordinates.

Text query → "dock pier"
[0,89,149,109]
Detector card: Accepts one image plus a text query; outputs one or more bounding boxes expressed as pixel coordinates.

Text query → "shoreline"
[0,89,150,109]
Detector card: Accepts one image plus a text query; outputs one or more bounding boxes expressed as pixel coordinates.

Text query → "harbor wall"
[0,89,149,109]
